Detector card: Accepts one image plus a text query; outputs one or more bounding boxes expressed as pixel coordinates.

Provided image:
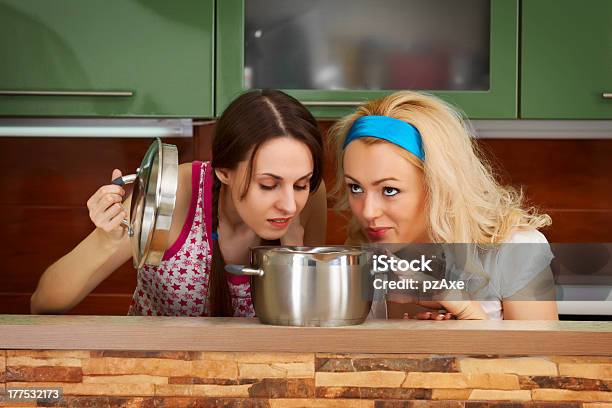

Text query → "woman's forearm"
[502,300,559,320]
[31,228,131,314]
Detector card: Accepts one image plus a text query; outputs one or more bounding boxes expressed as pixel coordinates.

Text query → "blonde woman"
[330,91,558,320]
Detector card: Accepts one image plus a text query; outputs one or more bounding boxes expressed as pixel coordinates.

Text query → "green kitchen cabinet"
[521,0,612,119]
[0,0,214,117]
[217,0,518,119]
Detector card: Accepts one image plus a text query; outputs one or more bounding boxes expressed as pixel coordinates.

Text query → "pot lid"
[129,138,178,269]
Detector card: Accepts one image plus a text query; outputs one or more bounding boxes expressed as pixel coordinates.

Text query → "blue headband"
[343,115,425,161]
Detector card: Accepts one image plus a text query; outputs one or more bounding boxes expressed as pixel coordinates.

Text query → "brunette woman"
[32,90,327,317]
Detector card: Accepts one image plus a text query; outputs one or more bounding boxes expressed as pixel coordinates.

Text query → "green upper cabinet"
[0,0,214,117]
[521,0,612,119]
[217,0,518,119]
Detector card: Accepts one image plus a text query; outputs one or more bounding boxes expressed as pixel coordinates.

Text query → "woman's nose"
[276,187,297,214]
[361,193,382,221]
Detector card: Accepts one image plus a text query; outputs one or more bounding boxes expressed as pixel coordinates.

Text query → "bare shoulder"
[179,162,193,177]
[177,162,193,196]
[176,162,196,205]
[166,163,196,240]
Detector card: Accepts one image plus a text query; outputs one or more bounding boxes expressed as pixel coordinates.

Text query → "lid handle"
[111,173,138,186]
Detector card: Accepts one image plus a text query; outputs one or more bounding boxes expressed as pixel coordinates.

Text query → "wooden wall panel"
[0,136,195,315]
[0,137,194,206]
[478,139,612,210]
[192,121,214,161]
[0,206,136,293]
[0,294,132,315]
[543,210,612,243]
[0,122,610,316]
[473,139,612,243]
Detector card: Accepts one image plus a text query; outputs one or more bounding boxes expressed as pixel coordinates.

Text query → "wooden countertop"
[1,315,610,355]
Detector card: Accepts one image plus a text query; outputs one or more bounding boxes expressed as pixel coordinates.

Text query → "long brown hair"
[209,89,323,316]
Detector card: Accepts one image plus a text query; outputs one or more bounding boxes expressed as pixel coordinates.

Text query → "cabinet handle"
[0,90,133,97]
[603,93,612,99]
[301,101,364,107]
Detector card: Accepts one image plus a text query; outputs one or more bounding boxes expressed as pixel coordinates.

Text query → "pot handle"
[224,264,265,277]
[371,269,387,276]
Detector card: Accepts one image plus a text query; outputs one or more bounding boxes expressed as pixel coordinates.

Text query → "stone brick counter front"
[0,316,611,407]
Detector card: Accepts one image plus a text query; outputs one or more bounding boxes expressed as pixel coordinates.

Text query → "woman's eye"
[294,184,309,191]
[259,184,276,190]
[349,183,364,194]
[383,187,399,196]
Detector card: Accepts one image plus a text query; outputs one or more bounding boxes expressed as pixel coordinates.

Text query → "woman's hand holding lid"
[86,169,128,244]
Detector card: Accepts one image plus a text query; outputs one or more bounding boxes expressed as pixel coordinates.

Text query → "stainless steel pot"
[225,246,375,327]
[111,138,178,269]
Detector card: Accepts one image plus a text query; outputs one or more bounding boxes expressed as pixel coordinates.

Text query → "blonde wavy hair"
[329,91,551,244]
